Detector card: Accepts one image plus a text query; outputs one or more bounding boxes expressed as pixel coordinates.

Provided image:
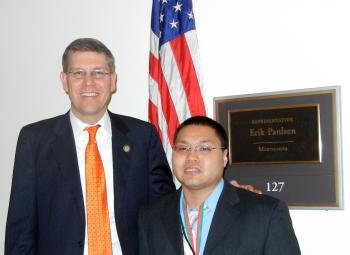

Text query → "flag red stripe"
[169,35,206,116]
[148,99,163,143]
[149,53,179,145]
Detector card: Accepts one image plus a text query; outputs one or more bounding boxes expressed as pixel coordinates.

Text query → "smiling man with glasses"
[5,38,175,255]
[139,116,301,255]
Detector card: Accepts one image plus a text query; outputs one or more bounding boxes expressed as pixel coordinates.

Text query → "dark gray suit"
[5,111,175,255]
[139,180,300,255]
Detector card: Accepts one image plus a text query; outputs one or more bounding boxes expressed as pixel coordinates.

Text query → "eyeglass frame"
[173,144,226,154]
[67,68,112,80]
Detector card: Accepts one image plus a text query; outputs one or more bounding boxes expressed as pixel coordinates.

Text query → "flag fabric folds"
[149,0,206,185]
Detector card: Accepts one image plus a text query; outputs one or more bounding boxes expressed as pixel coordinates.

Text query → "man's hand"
[230,180,263,194]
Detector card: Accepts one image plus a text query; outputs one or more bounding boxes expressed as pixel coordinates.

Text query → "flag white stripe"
[149,76,180,187]
[159,42,191,124]
[150,31,159,59]
[184,30,205,95]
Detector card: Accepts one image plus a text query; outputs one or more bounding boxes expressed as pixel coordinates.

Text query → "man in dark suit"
[5,38,175,255]
[139,116,301,255]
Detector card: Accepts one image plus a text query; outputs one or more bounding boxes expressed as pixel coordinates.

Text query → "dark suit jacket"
[5,111,175,255]
[139,181,300,255]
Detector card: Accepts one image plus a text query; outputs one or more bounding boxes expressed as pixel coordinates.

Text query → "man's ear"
[60,72,68,93]
[110,72,117,93]
[223,149,229,168]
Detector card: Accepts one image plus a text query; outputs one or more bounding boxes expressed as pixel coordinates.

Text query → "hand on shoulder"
[229,180,263,194]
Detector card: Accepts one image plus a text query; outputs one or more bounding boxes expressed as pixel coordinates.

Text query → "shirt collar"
[203,178,224,211]
[69,111,112,140]
[181,178,224,211]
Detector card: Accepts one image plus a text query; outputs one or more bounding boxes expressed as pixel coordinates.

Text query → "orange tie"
[85,125,112,255]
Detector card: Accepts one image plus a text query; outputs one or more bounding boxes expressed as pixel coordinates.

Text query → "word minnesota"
[250,127,296,137]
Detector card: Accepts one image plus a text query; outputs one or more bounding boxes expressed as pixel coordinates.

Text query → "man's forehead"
[176,125,218,142]
[67,51,108,66]
[175,138,214,144]
[68,51,106,59]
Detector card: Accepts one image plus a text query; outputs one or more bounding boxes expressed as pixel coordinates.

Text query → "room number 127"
[266,182,285,192]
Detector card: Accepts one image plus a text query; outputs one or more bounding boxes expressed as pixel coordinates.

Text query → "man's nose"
[185,148,200,161]
[83,73,95,85]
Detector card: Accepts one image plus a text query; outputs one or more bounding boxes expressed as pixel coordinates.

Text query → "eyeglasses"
[67,68,111,80]
[173,144,226,154]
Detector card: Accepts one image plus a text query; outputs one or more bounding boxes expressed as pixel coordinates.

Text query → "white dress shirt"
[70,111,122,255]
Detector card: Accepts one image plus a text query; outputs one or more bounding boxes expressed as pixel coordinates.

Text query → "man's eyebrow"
[174,139,214,144]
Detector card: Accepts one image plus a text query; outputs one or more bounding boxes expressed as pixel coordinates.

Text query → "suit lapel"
[50,113,85,226]
[204,182,241,255]
[161,190,184,255]
[108,113,132,224]
[110,113,131,191]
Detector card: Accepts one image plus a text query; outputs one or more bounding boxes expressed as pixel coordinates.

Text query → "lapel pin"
[123,144,131,153]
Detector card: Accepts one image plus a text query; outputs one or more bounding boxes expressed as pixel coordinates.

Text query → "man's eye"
[93,70,104,77]
[73,70,85,76]
[175,145,189,152]
[198,146,211,152]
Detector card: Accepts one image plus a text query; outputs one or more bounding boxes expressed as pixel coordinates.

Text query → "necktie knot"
[85,125,100,144]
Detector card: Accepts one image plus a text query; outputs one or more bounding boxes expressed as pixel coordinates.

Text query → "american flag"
[148,0,206,185]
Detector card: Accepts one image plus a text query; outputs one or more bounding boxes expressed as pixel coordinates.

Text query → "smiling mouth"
[81,92,99,97]
[184,167,201,174]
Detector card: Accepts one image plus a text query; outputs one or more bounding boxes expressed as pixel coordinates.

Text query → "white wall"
[0,0,349,253]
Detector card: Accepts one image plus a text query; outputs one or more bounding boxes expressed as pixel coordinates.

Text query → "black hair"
[173,116,228,149]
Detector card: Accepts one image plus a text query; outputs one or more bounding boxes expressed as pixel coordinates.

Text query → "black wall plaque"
[229,105,320,163]
[214,87,343,209]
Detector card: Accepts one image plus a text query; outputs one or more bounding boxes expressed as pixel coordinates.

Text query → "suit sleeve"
[147,124,176,201]
[5,128,37,255]
[264,200,301,255]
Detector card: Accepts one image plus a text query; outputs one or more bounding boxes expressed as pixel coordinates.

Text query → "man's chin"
[182,181,203,191]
